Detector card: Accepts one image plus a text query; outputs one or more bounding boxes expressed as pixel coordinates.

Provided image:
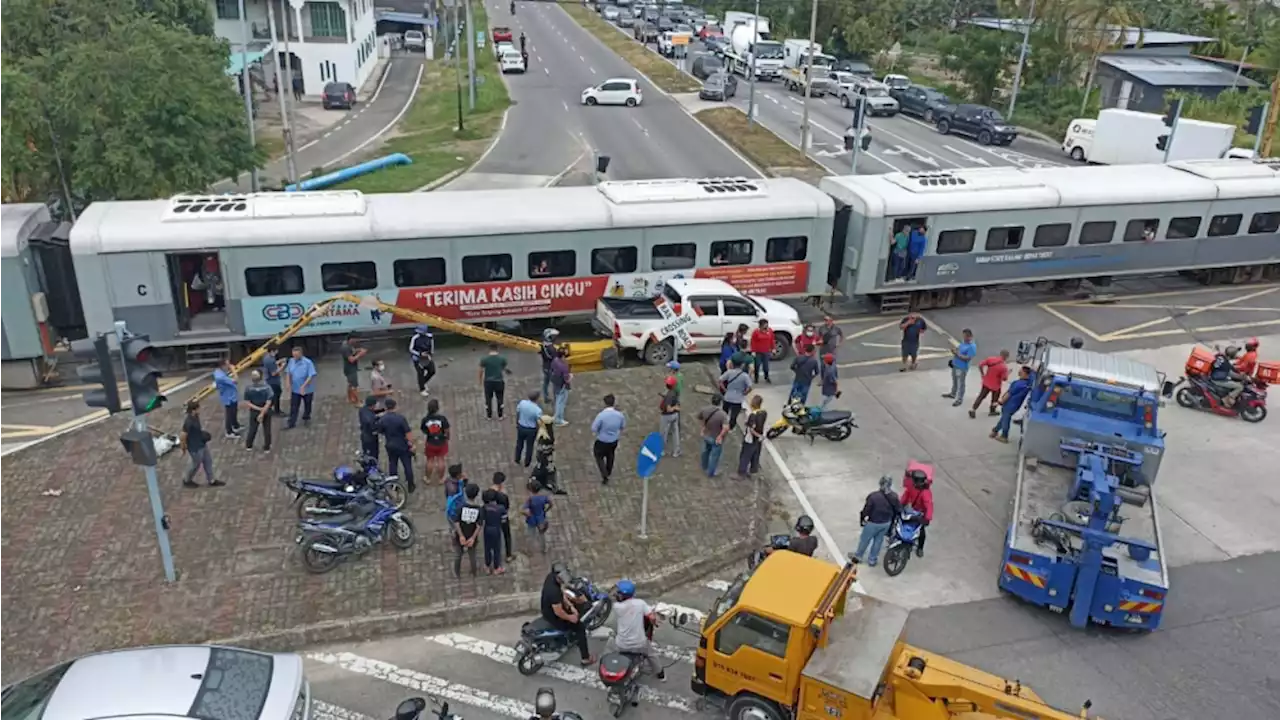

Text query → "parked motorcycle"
[389,696,461,720]
[747,534,792,571]
[295,497,416,573]
[514,577,613,675]
[1164,375,1267,423]
[881,506,924,577]
[765,402,857,442]
[282,454,409,518]
[599,614,658,718]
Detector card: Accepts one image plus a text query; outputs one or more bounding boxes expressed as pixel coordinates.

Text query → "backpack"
[446,486,467,522]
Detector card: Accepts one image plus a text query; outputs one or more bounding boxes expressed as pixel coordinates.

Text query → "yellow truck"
[684,552,1098,720]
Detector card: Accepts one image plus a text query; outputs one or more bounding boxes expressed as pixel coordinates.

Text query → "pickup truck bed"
[597,297,662,319]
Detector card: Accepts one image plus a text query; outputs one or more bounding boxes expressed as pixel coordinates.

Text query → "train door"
[887,216,928,284]
[167,252,229,333]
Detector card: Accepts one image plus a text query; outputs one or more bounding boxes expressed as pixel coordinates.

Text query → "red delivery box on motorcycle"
[1185,346,1216,377]
[1255,361,1280,386]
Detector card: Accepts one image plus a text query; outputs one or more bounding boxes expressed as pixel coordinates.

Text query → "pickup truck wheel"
[840,94,849,108]
[770,333,792,361]
[936,119,950,135]
[643,339,675,366]
[727,694,783,720]
[978,130,993,145]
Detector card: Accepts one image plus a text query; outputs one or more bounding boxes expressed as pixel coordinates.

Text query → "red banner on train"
[697,262,808,296]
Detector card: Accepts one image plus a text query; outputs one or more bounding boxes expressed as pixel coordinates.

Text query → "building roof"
[376,10,431,26]
[226,44,272,76]
[965,17,1216,47]
[1099,53,1260,88]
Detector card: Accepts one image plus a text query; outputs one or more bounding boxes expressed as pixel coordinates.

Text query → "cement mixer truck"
[722,12,784,81]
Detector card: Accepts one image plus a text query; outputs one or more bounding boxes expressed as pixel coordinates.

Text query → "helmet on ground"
[616,579,636,599]
[1225,345,1240,359]
[667,360,681,370]
[1245,337,1259,350]
[1070,337,1084,349]
[665,376,677,388]
[795,515,815,535]
[333,466,357,484]
[535,688,557,718]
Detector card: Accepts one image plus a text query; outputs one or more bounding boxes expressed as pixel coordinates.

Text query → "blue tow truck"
[1000,339,1170,631]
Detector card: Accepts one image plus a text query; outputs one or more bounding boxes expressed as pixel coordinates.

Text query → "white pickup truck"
[593,278,803,365]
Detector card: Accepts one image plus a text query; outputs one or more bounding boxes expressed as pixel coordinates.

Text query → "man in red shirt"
[749,319,776,384]
[969,349,1010,419]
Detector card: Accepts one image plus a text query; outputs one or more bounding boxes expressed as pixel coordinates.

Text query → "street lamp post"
[237,0,260,192]
[746,0,761,126]
[798,0,819,153]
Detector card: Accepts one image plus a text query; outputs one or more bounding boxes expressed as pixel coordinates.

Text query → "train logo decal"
[262,303,307,321]
[936,263,959,277]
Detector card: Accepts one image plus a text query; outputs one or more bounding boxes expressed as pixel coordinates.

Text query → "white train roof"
[1,204,52,258]
[70,178,835,255]
[820,160,1280,218]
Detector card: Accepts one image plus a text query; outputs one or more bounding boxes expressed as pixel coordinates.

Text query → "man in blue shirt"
[590,394,627,484]
[515,390,543,467]
[379,397,416,492]
[943,329,977,407]
[991,365,1033,443]
[284,345,317,429]
[213,359,241,438]
[262,348,284,416]
[907,223,928,280]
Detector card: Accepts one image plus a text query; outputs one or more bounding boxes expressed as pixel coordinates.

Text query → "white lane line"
[583,627,694,663]
[562,100,570,111]
[312,701,376,720]
[704,579,732,592]
[589,66,596,74]
[806,118,906,173]
[580,55,586,62]
[943,144,991,166]
[427,634,697,713]
[630,116,648,135]
[307,652,534,719]
[544,66,550,75]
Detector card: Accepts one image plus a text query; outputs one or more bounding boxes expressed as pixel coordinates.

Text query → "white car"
[582,78,642,107]
[603,6,620,20]
[500,50,526,73]
[403,30,426,52]
[495,41,515,59]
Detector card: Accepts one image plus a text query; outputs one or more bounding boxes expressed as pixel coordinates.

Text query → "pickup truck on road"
[593,279,803,365]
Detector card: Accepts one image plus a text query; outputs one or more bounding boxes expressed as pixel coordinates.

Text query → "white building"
[212,0,379,97]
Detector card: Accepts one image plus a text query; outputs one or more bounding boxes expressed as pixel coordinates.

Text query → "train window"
[1123,219,1159,243]
[462,254,513,283]
[529,250,577,279]
[1078,221,1115,245]
[1248,212,1280,235]
[591,247,639,274]
[321,262,377,292]
[652,243,697,271]
[1208,214,1242,237]
[936,230,976,254]
[393,258,446,288]
[244,266,304,297]
[985,227,1024,251]
[1166,217,1202,240]
[1032,224,1071,248]
[711,240,754,266]
[766,236,808,262]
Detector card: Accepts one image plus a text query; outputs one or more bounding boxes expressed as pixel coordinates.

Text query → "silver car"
[1,645,311,720]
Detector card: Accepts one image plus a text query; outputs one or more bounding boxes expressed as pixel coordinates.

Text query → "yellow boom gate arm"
[188,294,615,406]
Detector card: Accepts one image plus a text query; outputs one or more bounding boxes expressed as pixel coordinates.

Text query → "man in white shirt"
[611,579,665,680]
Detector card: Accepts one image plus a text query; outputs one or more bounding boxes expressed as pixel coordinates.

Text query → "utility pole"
[1262,73,1280,159]
[798,0,819,153]
[746,0,761,126]
[1007,0,1036,119]
[453,0,464,130]
[850,97,865,174]
[238,0,260,192]
[1159,98,1183,163]
[1251,102,1270,157]
[281,1,300,176]
[265,0,298,184]
[465,0,476,110]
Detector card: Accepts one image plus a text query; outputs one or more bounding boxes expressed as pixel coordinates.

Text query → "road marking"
[943,144,991,166]
[294,56,397,155]
[838,351,952,369]
[883,144,939,167]
[862,341,951,352]
[703,579,731,592]
[580,55,586,62]
[1038,302,1108,343]
[312,62,426,173]
[308,652,534,719]
[544,66,550,75]
[915,313,959,347]
[1192,318,1280,333]
[312,701,376,720]
[589,66,596,74]
[1071,302,1280,313]
[562,100,570,111]
[842,320,903,341]
[653,602,707,624]
[1100,286,1280,341]
[1053,283,1280,303]
[426,634,697,712]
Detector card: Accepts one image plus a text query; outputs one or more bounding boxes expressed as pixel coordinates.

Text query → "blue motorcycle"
[882,506,923,577]
[514,576,613,675]
[295,496,416,574]
[282,454,408,519]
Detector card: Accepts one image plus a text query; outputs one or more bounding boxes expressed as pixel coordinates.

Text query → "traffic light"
[121,332,165,415]
[1245,104,1267,136]
[73,334,122,413]
[1156,134,1169,151]
[850,96,865,130]
[1162,99,1183,128]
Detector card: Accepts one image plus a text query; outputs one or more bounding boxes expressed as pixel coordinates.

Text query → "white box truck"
[1087,108,1244,165]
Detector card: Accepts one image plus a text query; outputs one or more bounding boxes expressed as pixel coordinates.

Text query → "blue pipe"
[285,153,413,191]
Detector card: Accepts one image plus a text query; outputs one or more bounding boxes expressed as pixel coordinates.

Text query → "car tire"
[978,130,993,145]
[840,95,849,108]
[586,97,598,106]
[625,97,637,107]
[727,695,783,720]
[1070,146,1085,162]
[937,119,950,135]
[924,109,934,123]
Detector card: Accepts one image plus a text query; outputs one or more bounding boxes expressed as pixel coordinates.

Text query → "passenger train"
[2,160,1278,384]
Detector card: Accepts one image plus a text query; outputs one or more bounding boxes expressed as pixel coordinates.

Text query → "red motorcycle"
[1164,374,1267,423]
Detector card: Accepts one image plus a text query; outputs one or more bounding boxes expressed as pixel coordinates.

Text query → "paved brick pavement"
[0,350,766,678]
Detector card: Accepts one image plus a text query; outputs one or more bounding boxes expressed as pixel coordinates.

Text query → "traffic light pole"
[851,97,865,175]
[114,321,177,583]
[1162,100,1183,163]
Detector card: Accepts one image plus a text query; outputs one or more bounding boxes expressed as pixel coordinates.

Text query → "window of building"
[936,229,976,254]
[1032,223,1071,248]
[985,226,1024,251]
[714,612,791,658]
[244,266,304,297]
[215,0,240,20]
[591,247,638,274]
[1166,216,1202,240]
[1208,214,1242,237]
[766,236,808,262]
[462,254,513,283]
[1248,212,1280,235]
[711,239,753,266]
[393,258,446,288]
[652,243,697,270]
[529,250,577,278]
[1078,221,1115,245]
[1123,219,1159,243]
[321,261,377,291]
[309,2,347,38]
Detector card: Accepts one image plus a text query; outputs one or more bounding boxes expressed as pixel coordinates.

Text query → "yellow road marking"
[839,352,952,369]
[835,316,898,326]
[0,378,190,438]
[1100,287,1279,341]
[1044,283,1280,306]
[1037,302,1109,343]
[1190,318,1280,334]
[1058,302,1280,313]
[842,320,904,341]
[915,313,958,348]
[861,342,952,353]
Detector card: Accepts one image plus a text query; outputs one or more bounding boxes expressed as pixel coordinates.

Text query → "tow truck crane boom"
[187,294,615,406]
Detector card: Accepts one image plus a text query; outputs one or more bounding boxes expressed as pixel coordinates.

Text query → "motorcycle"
[514,577,613,675]
[295,496,416,574]
[881,506,924,577]
[747,534,792,571]
[598,614,658,718]
[390,696,461,720]
[282,453,409,518]
[1164,374,1267,423]
[765,402,857,442]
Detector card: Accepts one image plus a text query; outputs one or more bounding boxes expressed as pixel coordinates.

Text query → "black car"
[698,72,738,101]
[893,85,953,123]
[691,53,724,80]
[322,82,356,110]
[935,104,1018,145]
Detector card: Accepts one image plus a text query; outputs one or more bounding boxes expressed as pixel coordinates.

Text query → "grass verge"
[561,4,701,94]
[695,107,827,184]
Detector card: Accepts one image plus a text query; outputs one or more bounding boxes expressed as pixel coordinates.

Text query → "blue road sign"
[636,431,665,478]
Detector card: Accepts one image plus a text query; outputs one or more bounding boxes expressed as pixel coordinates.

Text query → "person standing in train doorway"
[907,223,928,280]
[410,325,436,397]
[340,335,368,406]
[284,345,317,429]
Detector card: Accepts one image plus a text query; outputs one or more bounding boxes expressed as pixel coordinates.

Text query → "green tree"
[2,0,261,206]
[937,27,1017,105]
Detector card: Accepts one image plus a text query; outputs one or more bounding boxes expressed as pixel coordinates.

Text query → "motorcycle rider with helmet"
[1235,338,1261,377]
[510,0,516,14]
[520,32,527,52]
[1210,346,1249,407]
[541,563,594,666]
[610,579,666,681]
[789,515,819,556]
[900,470,934,558]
